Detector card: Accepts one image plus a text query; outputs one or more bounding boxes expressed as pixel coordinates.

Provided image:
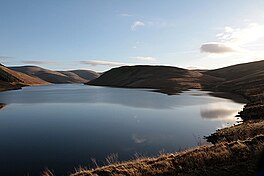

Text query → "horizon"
[1,0,264,71]
[3,58,264,72]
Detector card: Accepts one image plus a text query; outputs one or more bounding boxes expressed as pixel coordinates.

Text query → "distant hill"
[0,64,48,91]
[87,65,221,94]
[10,66,99,84]
[68,70,100,81]
[88,60,264,93]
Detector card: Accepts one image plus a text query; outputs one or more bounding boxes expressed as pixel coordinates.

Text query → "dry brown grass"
[207,120,264,144]
[71,135,264,176]
[41,168,55,176]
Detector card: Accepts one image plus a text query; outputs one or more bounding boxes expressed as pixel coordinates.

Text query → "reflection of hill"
[0,85,243,110]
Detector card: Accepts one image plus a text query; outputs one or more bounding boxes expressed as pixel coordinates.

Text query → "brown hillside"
[0,64,48,91]
[10,66,73,83]
[0,64,48,85]
[88,66,201,93]
[69,70,100,81]
[10,66,99,84]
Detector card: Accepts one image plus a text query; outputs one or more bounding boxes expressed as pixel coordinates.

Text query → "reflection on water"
[200,102,242,121]
[0,84,245,175]
[0,84,238,109]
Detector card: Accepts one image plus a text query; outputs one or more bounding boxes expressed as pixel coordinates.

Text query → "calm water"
[0,84,245,175]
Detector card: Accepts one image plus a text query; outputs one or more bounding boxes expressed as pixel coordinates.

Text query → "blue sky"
[1,0,264,71]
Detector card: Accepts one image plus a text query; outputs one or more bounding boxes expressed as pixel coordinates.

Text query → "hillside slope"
[0,64,48,91]
[87,65,221,93]
[10,66,99,84]
[87,65,198,92]
[69,70,100,81]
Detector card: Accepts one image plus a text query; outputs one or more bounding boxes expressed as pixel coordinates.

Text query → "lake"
[0,84,245,175]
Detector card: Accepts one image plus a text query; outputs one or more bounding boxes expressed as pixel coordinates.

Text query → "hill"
[58,70,100,82]
[87,65,221,94]
[87,65,196,93]
[69,70,100,81]
[10,66,99,84]
[0,64,48,91]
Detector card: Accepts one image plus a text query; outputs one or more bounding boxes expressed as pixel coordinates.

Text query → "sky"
[1,0,264,71]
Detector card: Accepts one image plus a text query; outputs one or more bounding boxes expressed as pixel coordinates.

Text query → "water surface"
[0,84,245,175]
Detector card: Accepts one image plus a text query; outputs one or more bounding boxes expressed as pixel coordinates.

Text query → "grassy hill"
[69,70,100,81]
[10,66,99,84]
[87,65,221,94]
[0,64,48,91]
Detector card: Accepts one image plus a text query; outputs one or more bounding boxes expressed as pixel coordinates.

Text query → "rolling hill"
[87,65,198,93]
[9,66,99,84]
[87,65,222,94]
[0,64,48,91]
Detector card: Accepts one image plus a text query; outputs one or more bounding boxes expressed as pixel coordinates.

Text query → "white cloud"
[201,23,264,54]
[131,56,157,62]
[216,24,264,46]
[200,42,238,53]
[131,21,145,31]
[80,60,127,67]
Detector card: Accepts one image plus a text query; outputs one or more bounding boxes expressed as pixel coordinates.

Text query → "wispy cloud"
[131,21,145,31]
[0,56,14,60]
[21,60,57,65]
[130,56,157,62]
[217,24,264,45]
[120,13,132,17]
[80,60,127,66]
